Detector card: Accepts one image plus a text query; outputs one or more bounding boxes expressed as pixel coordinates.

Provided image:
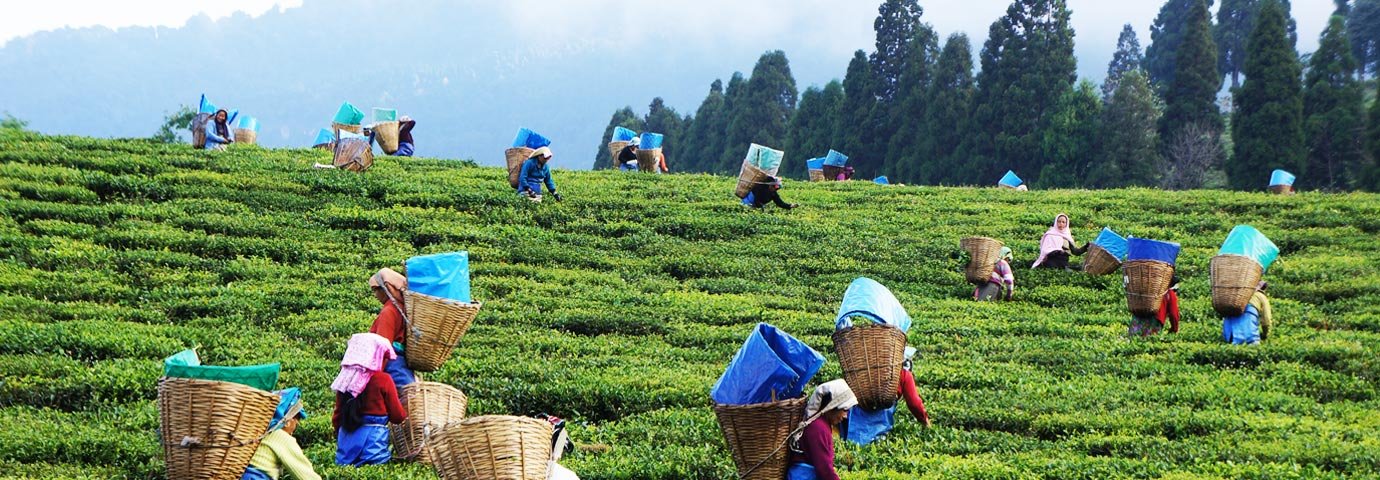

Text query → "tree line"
[596,0,1380,192]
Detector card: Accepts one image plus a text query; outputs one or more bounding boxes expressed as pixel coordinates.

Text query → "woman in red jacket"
[369,268,415,387]
[331,333,408,466]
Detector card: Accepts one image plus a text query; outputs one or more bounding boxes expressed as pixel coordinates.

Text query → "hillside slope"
[1,131,1379,479]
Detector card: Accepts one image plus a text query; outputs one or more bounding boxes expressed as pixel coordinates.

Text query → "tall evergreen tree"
[643,97,686,167]
[1216,0,1299,89]
[723,51,798,174]
[886,31,940,180]
[870,0,929,102]
[838,50,881,176]
[1161,0,1222,143]
[919,33,976,185]
[963,0,1077,184]
[1367,84,1380,189]
[592,107,644,170]
[1039,80,1103,188]
[1104,24,1145,99]
[1147,0,1215,88]
[788,81,844,175]
[1230,0,1305,189]
[1091,70,1164,188]
[1350,0,1380,76]
[716,73,749,173]
[681,80,726,173]
[1304,15,1367,190]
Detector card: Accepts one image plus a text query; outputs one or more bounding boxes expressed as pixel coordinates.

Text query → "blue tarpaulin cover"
[1127,238,1181,265]
[405,252,471,303]
[639,132,664,150]
[314,128,335,146]
[999,170,1023,187]
[612,126,638,142]
[874,176,889,185]
[333,102,364,126]
[835,277,913,332]
[338,130,365,141]
[824,150,849,167]
[1093,228,1129,261]
[741,192,755,206]
[1219,225,1279,272]
[198,94,218,114]
[806,158,826,171]
[511,128,552,149]
[745,144,785,173]
[237,116,259,132]
[845,405,897,445]
[710,323,825,405]
[1270,170,1296,187]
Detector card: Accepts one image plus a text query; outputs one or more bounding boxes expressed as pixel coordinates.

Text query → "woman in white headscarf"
[786,379,857,480]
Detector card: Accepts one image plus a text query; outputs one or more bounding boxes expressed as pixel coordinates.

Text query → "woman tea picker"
[617,137,640,171]
[974,247,1015,302]
[1032,213,1089,270]
[787,380,858,480]
[369,268,415,387]
[518,146,563,202]
[205,109,235,151]
[332,333,408,466]
[242,388,321,480]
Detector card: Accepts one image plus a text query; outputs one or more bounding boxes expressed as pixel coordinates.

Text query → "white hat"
[904,346,917,361]
[629,137,641,147]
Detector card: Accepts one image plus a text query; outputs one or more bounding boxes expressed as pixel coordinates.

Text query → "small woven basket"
[960,237,1004,285]
[809,170,825,182]
[1125,260,1175,316]
[607,141,630,168]
[1269,185,1294,195]
[375,121,401,154]
[1083,244,1122,276]
[505,147,535,188]
[735,161,772,199]
[333,138,375,172]
[332,122,363,135]
[833,323,907,410]
[391,382,468,464]
[233,129,257,145]
[403,290,481,372]
[428,415,553,480]
[1210,254,1263,317]
[713,396,806,480]
[158,377,277,480]
[637,148,662,172]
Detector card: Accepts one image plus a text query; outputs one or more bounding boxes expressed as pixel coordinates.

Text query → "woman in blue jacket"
[205,110,234,150]
[518,147,563,202]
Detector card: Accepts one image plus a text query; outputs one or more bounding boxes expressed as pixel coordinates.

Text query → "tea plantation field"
[2,130,1379,479]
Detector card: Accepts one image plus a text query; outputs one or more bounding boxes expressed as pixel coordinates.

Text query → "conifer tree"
[1161,0,1223,143]
[1229,0,1304,189]
[1104,25,1145,99]
[1147,0,1216,88]
[724,51,798,174]
[681,80,726,173]
[1091,70,1164,188]
[1304,15,1367,190]
[919,33,976,185]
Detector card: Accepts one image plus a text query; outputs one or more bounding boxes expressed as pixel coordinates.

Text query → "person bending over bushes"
[975,247,1015,301]
[1130,275,1181,336]
[745,176,797,210]
[243,388,321,480]
[518,147,563,202]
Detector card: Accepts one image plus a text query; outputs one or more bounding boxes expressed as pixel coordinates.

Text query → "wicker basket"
[375,121,401,154]
[233,129,257,145]
[735,161,772,199]
[391,382,468,464]
[332,122,363,135]
[809,170,825,182]
[404,290,481,372]
[1269,185,1294,195]
[822,165,843,181]
[833,324,907,410]
[428,415,553,480]
[333,139,375,172]
[960,237,1004,285]
[506,147,535,189]
[607,141,630,168]
[1083,244,1122,276]
[191,113,210,149]
[158,377,278,480]
[636,148,662,172]
[1125,260,1175,316]
[713,396,806,480]
[1210,254,1263,317]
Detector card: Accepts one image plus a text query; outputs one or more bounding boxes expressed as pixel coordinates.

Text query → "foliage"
[1038,81,1103,188]
[1092,70,1165,189]
[1303,15,1368,191]
[1147,0,1217,88]
[1348,0,1380,76]
[1,112,28,131]
[1104,25,1146,99]
[680,80,728,174]
[917,34,976,185]
[1229,0,1305,190]
[643,98,689,169]
[152,105,197,145]
[1161,0,1224,145]
[838,51,881,176]
[1216,0,1299,89]
[787,82,843,179]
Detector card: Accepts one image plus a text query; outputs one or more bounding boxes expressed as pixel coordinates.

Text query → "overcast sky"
[1,0,1342,82]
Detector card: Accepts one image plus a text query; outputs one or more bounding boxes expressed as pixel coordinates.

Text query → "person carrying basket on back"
[205,109,235,151]
[787,380,858,480]
[1129,275,1181,336]
[1223,281,1273,344]
[975,247,1015,302]
[242,388,321,480]
[369,268,415,388]
[617,137,640,172]
[745,176,798,210]
[518,147,563,202]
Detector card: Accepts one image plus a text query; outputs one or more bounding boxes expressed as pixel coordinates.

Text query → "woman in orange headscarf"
[369,268,415,387]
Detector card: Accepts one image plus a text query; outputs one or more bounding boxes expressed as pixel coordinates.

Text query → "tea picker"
[1033,213,1089,270]
[618,137,641,171]
[1123,237,1181,335]
[973,246,1015,302]
[243,388,321,480]
[331,333,409,466]
[833,278,931,447]
[1212,226,1280,344]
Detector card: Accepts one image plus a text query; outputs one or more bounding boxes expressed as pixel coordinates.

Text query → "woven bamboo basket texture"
[713,396,806,480]
[192,113,210,149]
[809,170,825,182]
[428,415,553,480]
[403,290,481,372]
[505,147,535,188]
[1269,185,1294,195]
[735,161,772,199]
[158,377,278,480]
[1125,260,1175,316]
[375,121,401,154]
[333,139,375,172]
[390,382,468,464]
[1211,254,1263,317]
[960,237,1004,285]
[1083,244,1122,276]
[833,324,907,410]
[822,165,843,181]
[233,129,257,145]
[332,122,363,135]
[607,141,630,168]
[637,148,662,172]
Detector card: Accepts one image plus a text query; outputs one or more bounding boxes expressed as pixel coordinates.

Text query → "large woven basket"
[607,141,630,168]
[1083,244,1122,276]
[735,161,772,199]
[960,237,1004,285]
[333,139,375,172]
[822,165,843,181]
[429,415,553,480]
[833,324,907,410]
[375,121,401,154]
[1269,185,1294,195]
[191,113,210,149]
[158,377,277,480]
[809,170,825,182]
[1125,260,1175,316]
[404,290,481,372]
[505,147,535,189]
[332,122,363,135]
[391,382,468,464]
[233,129,257,145]
[636,148,662,172]
[1211,254,1263,317]
[713,396,806,480]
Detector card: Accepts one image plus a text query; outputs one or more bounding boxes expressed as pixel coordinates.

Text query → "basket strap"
[375,274,416,340]
[739,411,823,480]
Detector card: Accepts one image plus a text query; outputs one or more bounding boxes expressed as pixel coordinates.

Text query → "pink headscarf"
[1032,213,1074,268]
[330,333,397,397]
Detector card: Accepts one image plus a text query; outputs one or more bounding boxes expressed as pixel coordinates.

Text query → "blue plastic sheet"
[824,150,849,167]
[1223,304,1261,344]
[405,251,471,303]
[874,176,889,185]
[745,144,785,173]
[710,323,825,405]
[741,192,755,206]
[806,158,825,171]
[1127,238,1181,265]
[999,170,1023,187]
[334,102,364,126]
[226,109,240,127]
[1270,169,1296,187]
[314,128,335,146]
[198,94,218,114]
[844,405,896,445]
[639,132,664,150]
[338,130,365,141]
[612,126,638,142]
[1219,225,1279,272]
[835,277,913,332]
[1093,228,1129,261]
[237,116,259,132]
[512,128,552,149]
[269,387,307,432]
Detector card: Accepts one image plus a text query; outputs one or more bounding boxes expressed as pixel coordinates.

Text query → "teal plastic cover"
[314,128,335,146]
[333,102,365,125]
[373,108,397,123]
[1219,225,1279,272]
[745,144,784,173]
[163,349,280,391]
